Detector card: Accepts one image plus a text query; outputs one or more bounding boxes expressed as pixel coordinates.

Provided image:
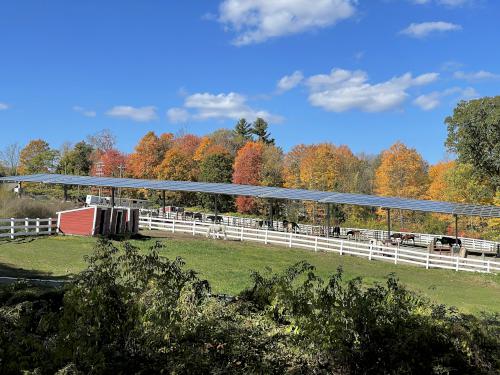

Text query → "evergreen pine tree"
[252,118,274,144]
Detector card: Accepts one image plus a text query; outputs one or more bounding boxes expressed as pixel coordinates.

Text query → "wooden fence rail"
[139,216,500,274]
[0,218,56,239]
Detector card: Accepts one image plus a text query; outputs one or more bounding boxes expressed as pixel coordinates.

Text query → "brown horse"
[402,234,415,245]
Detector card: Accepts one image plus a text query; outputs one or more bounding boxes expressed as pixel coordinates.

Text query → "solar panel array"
[1,173,499,218]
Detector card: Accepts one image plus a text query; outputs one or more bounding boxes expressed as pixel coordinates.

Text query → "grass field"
[0,232,499,314]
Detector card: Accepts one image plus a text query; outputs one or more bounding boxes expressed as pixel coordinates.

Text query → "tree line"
[1,98,499,239]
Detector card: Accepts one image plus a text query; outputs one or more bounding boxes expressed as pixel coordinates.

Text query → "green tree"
[18,139,59,174]
[57,141,94,175]
[445,96,500,188]
[199,153,234,211]
[252,118,274,144]
[233,118,252,140]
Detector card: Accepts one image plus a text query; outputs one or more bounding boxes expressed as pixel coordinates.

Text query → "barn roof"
[1,173,499,218]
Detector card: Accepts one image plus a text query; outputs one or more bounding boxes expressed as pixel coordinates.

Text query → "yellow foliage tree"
[375,142,429,199]
[427,161,455,201]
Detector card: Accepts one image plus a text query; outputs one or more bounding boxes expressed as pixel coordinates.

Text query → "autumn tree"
[18,139,59,174]
[128,131,173,179]
[57,141,94,175]
[156,134,201,181]
[300,144,342,191]
[442,163,495,205]
[199,153,234,211]
[91,149,128,177]
[208,129,244,157]
[427,161,455,201]
[261,144,284,187]
[445,96,500,188]
[375,142,429,199]
[283,144,310,189]
[232,142,264,213]
[252,118,274,144]
[193,136,230,162]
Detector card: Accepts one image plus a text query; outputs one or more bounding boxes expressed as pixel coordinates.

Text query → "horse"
[434,236,461,248]
[258,220,273,229]
[283,220,299,233]
[207,215,223,224]
[332,226,341,237]
[193,212,203,221]
[184,211,194,220]
[206,224,227,240]
[402,234,415,245]
[390,233,403,240]
[347,230,361,240]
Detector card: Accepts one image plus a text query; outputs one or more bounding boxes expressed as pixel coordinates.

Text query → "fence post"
[394,246,398,265]
[289,233,292,248]
[314,237,318,252]
[369,242,373,261]
[25,217,29,233]
[487,260,491,273]
[10,218,15,239]
[264,228,268,245]
[48,218,52,234]
[148,214,152,230]
[455,256,459,272]
[172,220,175,233]
[192,221,196,236]
[36,218,40,234]
[240,226,244,241]
[340,240,344,256]
[426,252,430,270]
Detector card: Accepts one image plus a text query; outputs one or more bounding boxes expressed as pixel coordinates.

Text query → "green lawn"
[0,232,499,315]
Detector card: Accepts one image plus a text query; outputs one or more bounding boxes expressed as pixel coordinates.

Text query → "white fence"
[139,216,500,274]
[142,211,499,254]
[0,218,56,239]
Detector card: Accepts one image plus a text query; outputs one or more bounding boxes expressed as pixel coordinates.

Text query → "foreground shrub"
[0,240,498,374]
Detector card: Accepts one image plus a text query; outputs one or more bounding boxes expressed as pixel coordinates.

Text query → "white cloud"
[277,71,304,92]
[305,68,439,112]
[168,92,283,123]
[218,0,356,45]
[167,108,190,123]
[0,103,9,111]
[413,87,478,110]
[400,21,462,38]
[453,70,500,82]
[73,106,96,118]
[106,105,158,122]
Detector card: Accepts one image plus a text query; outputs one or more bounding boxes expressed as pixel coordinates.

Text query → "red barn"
[57,206,139,236]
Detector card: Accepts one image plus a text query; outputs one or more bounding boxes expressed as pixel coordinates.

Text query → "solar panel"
[1,173,499,218]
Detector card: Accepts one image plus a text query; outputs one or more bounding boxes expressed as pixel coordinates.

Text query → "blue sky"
[1,0,499,164]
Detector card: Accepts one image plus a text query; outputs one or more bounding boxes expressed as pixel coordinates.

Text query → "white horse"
[206,224,227,240]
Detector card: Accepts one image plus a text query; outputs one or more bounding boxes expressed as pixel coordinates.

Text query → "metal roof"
[1,173,499,218]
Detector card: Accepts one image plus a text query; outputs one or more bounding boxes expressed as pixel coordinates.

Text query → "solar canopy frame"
[1,173,499,218]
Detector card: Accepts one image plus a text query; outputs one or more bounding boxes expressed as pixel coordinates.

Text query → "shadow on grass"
[0,260,72,286]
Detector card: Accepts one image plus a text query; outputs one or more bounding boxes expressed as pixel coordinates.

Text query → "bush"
[0,188,74,219]
[0,241,498,374]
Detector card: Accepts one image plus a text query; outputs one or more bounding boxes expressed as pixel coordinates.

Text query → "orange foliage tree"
[156,134,201,181]
[193,136,230,162]
[91,149,128,177]
[128,131,173,179]
[427,161,455,201]
[232,142,264,213]
[375,142,429,199]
